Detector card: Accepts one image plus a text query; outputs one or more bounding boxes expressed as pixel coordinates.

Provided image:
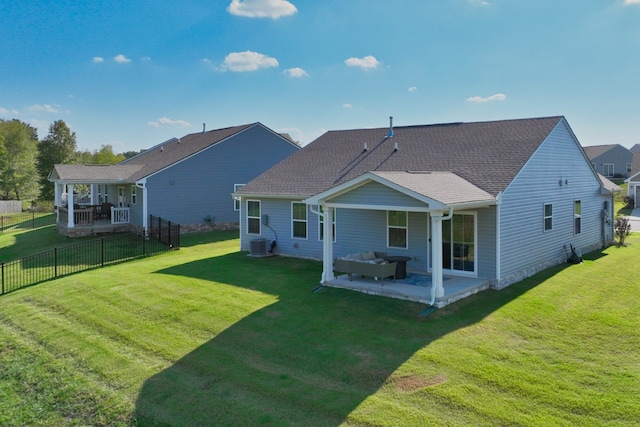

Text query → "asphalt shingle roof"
[239,116,565,198]
[50,123,255,183]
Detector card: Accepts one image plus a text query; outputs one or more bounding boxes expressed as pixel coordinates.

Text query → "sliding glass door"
[441,213,476,273]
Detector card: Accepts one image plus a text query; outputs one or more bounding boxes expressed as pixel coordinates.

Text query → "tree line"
[0,119,139,203]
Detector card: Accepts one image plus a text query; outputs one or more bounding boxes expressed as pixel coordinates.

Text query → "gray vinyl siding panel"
[331,182,429,209]
[476,206,497,279]
[145,125,299,225]
[499,121,604,283]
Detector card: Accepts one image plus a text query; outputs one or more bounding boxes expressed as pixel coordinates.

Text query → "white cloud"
[469,0,490,6]
[114,54,132,63]
[280,127,303,143]
[408,86,417,92]
[283,67,308,78]
[92,56,105,63]
[344,55,381,70]
[227,0,297,19]
[624,0,640,4]
[26,104,62,114]
[0,107,20,116]
[140,56,152,62]
[221,50,279,72]
[342,103,353,109]
[466,93,507,103]
[147,117,192,128]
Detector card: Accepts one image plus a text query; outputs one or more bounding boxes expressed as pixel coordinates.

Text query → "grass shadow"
[134,250,572,425]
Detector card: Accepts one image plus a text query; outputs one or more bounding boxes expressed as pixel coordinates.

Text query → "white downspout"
[495,192,502,285]
[309,204,335,284]
[429,207,453,306]
[137,179,148,234]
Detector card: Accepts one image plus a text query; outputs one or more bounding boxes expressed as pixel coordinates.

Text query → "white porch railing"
[111,207,130,224]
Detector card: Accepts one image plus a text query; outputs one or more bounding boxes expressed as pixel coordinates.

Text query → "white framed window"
[544,203,553,231]
[118,186,126,207]
[627,163,632,176]
[387,210,408,249]
[603,163,614,177]
[319,206,336,242]
[292,202,307,239]
[247,200,261,235]
[234,184,245,211]
[574,200,581,235]
[130,185,137,205]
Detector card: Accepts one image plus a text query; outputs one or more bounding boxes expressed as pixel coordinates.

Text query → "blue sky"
[1,0,639,152]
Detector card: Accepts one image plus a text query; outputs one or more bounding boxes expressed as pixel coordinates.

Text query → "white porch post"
[67,184,75,228]
[321,206,335,283]
[430,210,445,299]
[90,184,99,205]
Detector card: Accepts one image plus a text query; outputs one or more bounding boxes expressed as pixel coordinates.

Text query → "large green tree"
[0,119,40,200]
[37,120,78,201]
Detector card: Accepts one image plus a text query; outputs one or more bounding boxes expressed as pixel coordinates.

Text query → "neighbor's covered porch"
[304,171,497,308]
[48,164,147,236]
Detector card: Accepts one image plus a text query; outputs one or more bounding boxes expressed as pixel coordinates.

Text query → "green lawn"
[0,230,639,426]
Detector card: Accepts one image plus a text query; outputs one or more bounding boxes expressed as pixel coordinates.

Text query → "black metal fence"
[149,215,180,249]
[1,227,180,296]
[0,212,56,233]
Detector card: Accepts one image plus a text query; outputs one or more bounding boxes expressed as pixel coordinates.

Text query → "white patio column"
[67,184,75,228]
[90,184,99,205]
[430,210,445,299]
[321,206,335,283]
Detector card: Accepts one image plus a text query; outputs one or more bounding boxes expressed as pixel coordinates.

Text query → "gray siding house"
[234,116,619,307]
[583,144,633,178]
[49,123,300,236]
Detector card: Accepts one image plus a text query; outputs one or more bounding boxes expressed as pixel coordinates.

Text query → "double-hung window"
[574,200,581,235]
[247,200,261,234]
[130,186,137,205]
[292,202,307,239]
[388,210,408,249]
[544,203,553,231]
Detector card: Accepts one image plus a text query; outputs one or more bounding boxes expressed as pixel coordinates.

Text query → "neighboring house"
[624,152,640,207]
[48,123,300,236]
[583,144,633,178]
[234,116,619,307]
[629,143,640,153]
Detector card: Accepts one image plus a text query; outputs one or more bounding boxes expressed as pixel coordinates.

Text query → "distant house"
[629,143,640,153]
[234,116,619,307]
[48,123,300,236]
[624,152,640,207]
[583,144,633,178]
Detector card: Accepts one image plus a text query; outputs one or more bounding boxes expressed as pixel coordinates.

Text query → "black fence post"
[32,211,35,229]
[168,221,172,248]
[101,238,105,267]
[1,262,4,295]
[54,248,58,278]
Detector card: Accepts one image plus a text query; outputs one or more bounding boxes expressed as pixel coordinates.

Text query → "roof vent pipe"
[202,123,206,134]
[386,116,394,138]
[394,142,398,152]
[363,142,368,151]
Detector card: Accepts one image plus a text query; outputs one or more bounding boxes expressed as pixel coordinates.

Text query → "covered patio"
[325,272,490,308]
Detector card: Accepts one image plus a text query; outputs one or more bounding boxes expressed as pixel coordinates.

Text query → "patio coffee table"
[383,255,412,280]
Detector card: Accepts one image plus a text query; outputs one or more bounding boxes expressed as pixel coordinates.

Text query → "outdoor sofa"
[333,251,397,285]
